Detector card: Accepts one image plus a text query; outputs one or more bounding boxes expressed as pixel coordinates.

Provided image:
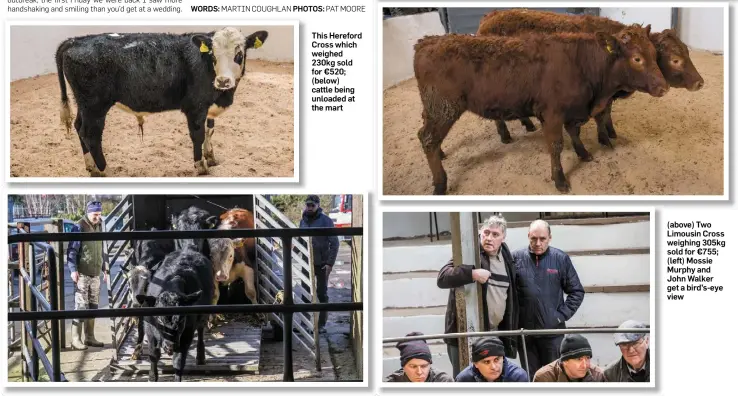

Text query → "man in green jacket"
[66,201,106,350]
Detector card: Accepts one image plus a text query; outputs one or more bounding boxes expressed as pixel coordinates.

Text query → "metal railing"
[8,228,66,382]
[383,327,651,378]
[8,226,363,382]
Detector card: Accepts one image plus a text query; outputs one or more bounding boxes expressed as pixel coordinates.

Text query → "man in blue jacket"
[299,195,339,332]
[513,219,585,380]
[456,337,528,382]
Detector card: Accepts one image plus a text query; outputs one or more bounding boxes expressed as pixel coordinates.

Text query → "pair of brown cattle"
[414,9,704,194]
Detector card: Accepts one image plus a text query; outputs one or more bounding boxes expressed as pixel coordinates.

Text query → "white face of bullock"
[210,28,247,91]
[192,28,270,91]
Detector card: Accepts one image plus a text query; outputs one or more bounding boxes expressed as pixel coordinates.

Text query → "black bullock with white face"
[56,27,269,177]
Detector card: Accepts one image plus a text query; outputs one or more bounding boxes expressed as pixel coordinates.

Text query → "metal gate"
[253,195,321,370]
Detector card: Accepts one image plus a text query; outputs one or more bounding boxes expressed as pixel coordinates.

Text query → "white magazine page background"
[0,1,736,396]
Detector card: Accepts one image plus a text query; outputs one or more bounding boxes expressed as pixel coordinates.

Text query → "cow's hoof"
[195,160,209,175]
[578,152,594,162]
[598,136,614,149]
[524,124,537,132]
[501,136,513,144]
[83,153,96,172]
[440,150,447,160]
[608,129,618,139]
[206,156,219,167]
[432,187,447,195]
[89,168,106,177]
[555,180,571,193]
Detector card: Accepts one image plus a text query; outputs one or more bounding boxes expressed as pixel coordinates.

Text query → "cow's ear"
[192,34,213,54]
[245,30,268,50]
[206,215,218,229]
[643,24,652,37]
[596,32,619,56]
[182,290,202,305]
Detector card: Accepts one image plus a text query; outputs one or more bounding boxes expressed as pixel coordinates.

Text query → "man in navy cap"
[604,320,650,382]
[299,195,339,333]
[66,200,107,350]
[385,332,453,382]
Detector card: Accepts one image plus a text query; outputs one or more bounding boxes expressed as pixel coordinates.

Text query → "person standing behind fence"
[66,201,107,350]
[385,332,454,382]
[604,320,650,382]
[437,214,520,378]
[513,219,585,380]
[455,337,528,382]
[299,195,339,333]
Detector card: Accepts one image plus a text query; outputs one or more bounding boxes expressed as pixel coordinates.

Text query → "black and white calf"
[56,27,269,176]
[127,230,175,361]
[136,247,214,382]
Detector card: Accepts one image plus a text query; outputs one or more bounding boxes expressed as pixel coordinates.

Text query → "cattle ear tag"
[200,41,210,53]
[254,37,263,49]
[606,43,613,54]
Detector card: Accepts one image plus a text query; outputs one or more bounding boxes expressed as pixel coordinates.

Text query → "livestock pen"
[381,6,726,196]
[6,194,365,382]
[8,24,296,179]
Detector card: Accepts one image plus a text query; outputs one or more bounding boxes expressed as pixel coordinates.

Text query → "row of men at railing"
[386,214,650,383]
[386,320,650,383]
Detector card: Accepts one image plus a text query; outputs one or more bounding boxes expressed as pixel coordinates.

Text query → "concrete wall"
[382,212,543,239]
[600,7,672,32]
[382,12,445,89]
[678,7,724,52]
[10,25,294,81]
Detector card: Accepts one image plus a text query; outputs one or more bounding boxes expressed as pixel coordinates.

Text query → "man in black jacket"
[513,219,585,380]
[437,214,519,378]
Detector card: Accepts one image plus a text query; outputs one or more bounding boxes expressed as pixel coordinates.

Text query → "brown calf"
[477,9,704,154]
[216,209,258,307]
[414,25,668,194]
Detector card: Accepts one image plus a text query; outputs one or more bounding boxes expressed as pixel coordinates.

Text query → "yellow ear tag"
[606,44,613,54]
[200,42,210,53]
[254,37,263,49]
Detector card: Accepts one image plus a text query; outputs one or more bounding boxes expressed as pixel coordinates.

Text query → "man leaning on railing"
[66,201,107,350]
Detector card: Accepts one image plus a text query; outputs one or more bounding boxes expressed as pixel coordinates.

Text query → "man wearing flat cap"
[66,200,107,350]
[385,332,453,382]
[455,337,528,382]
[533,334,606,382]
[299,195,339,333]
[604,320,650,382]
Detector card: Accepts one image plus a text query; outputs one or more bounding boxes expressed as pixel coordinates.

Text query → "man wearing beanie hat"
[385,332,453,382]
[66,200,107,350]
[437,214,520,378]
[456,337,529,382]
[533,334,605,382]
[604,319,650,382]
[299,195,339,333]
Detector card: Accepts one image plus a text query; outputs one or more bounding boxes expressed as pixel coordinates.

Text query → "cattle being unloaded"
[476,9,704,155]
[136,247,214,382]
[128,230,175,361]
[170,206,219,256]
[414,24,668,194]
[216,209,258,307]
[55,27,269,177]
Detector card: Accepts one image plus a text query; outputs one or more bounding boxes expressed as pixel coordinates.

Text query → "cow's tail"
[56,39,74,135]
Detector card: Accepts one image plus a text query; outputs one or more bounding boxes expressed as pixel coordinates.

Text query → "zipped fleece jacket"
[512,246,585,331]
[437,243,519,358]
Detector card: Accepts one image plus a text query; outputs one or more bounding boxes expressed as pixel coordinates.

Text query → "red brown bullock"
[414,25,668,194]
[476,9,704,155]
[215,209,258,309]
